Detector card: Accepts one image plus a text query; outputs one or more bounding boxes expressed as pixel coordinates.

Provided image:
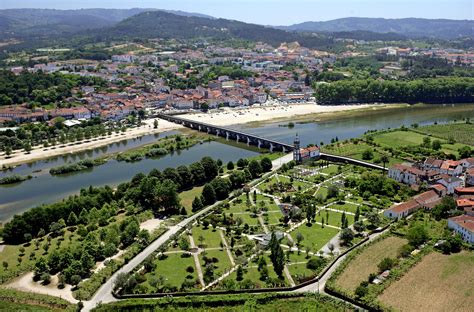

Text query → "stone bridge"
[157,113,387,171]
[157,113,294,152]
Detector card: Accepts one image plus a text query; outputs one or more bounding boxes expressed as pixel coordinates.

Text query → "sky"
[0,0,472,25]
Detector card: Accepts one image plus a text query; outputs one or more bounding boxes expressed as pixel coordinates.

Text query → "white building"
[388,164,423,185]
[448,215,474,244]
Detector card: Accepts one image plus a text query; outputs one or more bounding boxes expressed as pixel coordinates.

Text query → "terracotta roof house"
[448,215,474,244]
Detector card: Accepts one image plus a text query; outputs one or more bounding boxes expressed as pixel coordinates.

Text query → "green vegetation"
[0,70,105,107]
[92,293,353,312]
[49,158,107,175]
[0,288,75,311]
[416,122,474,146]
[0,174,32,185]
[315,77,474,105]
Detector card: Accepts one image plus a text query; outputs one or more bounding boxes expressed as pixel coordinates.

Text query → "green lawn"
[239,214,261,227]
[148,253,197,290]
[223,266,288,288]
[319,165,340,175]
[319,209,354,228]
[192,226,223,249]
[264,211,283,225]
[287,262,317,282]
[180,186,204,214]
[0,301,52,311]
[201,249,233,277]
[289,224,340,251]
[314,187,328,199]
[416,122,474,146]
[328,202,359,214]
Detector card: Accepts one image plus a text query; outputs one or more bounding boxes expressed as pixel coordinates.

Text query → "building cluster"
[376,46,474,66]
[385,157,474,244]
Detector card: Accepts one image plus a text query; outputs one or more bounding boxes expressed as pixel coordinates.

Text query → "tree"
[340,228,354,246]
[458,146,472,159]
[2,261,8,271]
[355,282,369,298]
[354,206,360,222]
[226,161,235,171]
[407,224,428,247]
[177,165,193,190]
[353,221,365,233]
[153,119,158,129]
[200,157,219,180]
[34,257,49,277]
[236,265,244,281]
[67,212,78,226]
[367,211,381,228]
[192,196,204,212]
[260,157,273,172]
[23,141,32,154]
[432,197,456,220]
[114,272,130,291]
[422,136,431,148]
[378,257,396,272]
[306,257,325,271]
[201,183,216,205]
[236,158,247,168]
[295,232,304,249]
[380,154,389,170]
[269,232,285,278]
[327,185,339,199]
[432,140,442,150]
[362,149,373,160]
[248,160,263,178]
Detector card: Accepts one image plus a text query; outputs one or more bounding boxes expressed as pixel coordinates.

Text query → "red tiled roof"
[390,199,420,213]
[449,215,474,232]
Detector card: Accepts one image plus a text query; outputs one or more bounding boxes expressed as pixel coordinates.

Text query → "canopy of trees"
[314,77,474,104]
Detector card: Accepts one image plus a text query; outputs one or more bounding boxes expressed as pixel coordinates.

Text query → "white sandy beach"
[181,103,380,126]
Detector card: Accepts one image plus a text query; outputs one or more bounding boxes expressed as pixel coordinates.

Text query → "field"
[289,224,340,251]
[180,186,204,214]
[335,236,407,293]
[417,122,474,146]
[321,142,403,166]
[379,251,474,312]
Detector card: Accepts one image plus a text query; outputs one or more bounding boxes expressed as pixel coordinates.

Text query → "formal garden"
[119,160,401,295]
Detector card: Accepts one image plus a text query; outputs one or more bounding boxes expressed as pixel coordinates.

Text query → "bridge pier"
[198,125,201,131]
[282,146,286,153]
[236,134,240,143]
[258,140,262,149]
[270,143,274,152]
[216,129,220,138]
[226,131,229,141]
[207,127,211,134]
[247,137,251,146]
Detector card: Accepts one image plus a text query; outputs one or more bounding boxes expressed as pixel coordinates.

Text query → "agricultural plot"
[335,236,407,293]
[417,122,474,146]
[378,251,474,312]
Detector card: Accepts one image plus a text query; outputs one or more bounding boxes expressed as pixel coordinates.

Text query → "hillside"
[104,11,334,49]
[280,17,474,39]
[0,8,214,39]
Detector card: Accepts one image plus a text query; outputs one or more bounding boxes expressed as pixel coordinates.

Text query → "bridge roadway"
[157,113,387,172]
[157,113,293,152]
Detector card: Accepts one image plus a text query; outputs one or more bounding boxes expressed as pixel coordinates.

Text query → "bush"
[377,257,397,272]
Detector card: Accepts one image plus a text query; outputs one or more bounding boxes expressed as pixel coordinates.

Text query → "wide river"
[0,104,473,222]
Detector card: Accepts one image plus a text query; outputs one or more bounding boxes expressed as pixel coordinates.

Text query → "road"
[83,153,294,311]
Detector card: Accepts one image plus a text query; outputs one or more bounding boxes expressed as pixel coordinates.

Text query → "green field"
[417,122,474,146]
[180,186,204,214]
[328,202,359,214]
[192,226,223,249]
[290,224,340,251]
[143,253,197,291]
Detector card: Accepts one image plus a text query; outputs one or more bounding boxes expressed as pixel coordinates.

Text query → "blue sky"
[1,0,472,25]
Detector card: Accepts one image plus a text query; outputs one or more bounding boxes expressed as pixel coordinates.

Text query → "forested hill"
[280,17,474,39]
[104,11,334,49]
[0,8,214,40]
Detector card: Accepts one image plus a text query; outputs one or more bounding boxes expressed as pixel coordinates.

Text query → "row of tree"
[314,77,474,104]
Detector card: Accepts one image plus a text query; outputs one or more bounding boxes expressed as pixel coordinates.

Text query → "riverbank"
[0,119,183,167]
[180,103,390,127]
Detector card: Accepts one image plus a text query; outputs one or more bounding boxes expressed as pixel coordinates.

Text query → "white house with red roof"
[448,215,474,244]
[388,164,423,185]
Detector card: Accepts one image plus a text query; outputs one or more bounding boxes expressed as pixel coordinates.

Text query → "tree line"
[314,77,474,104]
[1,156,273,244]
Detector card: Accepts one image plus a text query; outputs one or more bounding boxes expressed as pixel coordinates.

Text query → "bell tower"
[293,133,301,163]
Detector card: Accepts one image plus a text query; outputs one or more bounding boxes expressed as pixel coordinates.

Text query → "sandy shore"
[181,103,380,127]
[0,118,182,167]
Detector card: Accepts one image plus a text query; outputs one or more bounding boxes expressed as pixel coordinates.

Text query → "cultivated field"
[417,123,474,146]
[379,251,474,312]
[335,236,407,293]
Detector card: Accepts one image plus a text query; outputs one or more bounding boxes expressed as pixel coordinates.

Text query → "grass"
[416,122,474,146]
[180,186,204,214]
[290,224,340,251]
[0,301,52,311]
[335,236,407,293]
[328,202,359,214]
[149,253,197,290]
[319,165,340,175]
[378,251,474,312]
[319,209,354,228]
[201,249,233,277]
[192,226,223,249]
[224,266,288,287]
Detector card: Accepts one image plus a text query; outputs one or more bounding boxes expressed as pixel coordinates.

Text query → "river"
[0,104,473,222]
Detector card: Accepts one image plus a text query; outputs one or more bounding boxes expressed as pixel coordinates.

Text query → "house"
[454,187,474,199]
[423,158,443,171]
[460,158,474,170]
[414,190,442,210]
[447,215,474,244]
[440,160,463,176]
[456,198,474,211]
[384,199,420,219]
[466,168,474,186]
[437,175,463,194]
[430,184,447,197]
[384,190,441,219]
[278,203,301,218]
[251,232,285,247]
[388,164,423,185]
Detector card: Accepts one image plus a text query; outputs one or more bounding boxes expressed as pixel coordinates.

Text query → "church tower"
[293,133,301,163]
